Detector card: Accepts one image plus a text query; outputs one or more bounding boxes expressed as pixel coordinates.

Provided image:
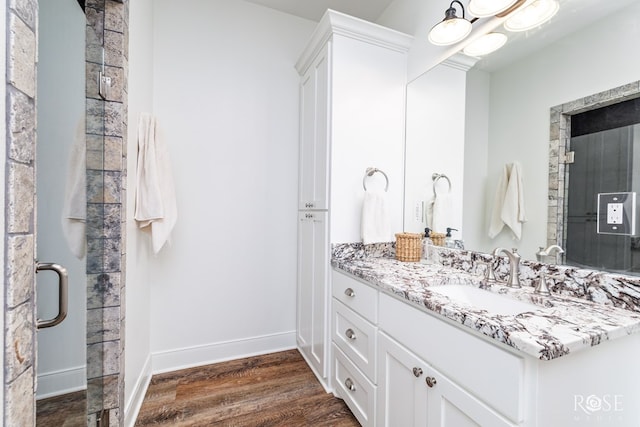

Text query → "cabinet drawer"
[333,344,376,427]
[333,300,377,382]
[379,293,525,424]
[332,270,378,323]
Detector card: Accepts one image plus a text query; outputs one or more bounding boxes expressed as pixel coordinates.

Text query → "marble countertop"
[332,255,640,361]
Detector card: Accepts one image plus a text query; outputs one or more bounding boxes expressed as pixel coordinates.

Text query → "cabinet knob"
[344,288,355,297]
[305,202,315,208]
[426,376,437,388]
[345,328,357,340]
[305,213,313,219]
[345,378,356,392]
[413,367,423,377]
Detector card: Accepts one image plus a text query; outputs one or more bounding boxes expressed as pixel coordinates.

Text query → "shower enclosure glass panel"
[566,124,640,273]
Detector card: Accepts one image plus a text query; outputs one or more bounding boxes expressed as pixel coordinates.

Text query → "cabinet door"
[298,43,330,210]
[426,365,515,427]
[377,332,428,427]
[296,211,329,378]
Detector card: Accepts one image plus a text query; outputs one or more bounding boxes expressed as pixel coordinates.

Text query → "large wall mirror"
[404,0,640,274]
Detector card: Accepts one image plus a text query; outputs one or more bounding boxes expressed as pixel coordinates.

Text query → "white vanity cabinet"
[298,43,329,211]
[295,10,411,389]
[378,293,523,427]
[331,271,379,426]
[331,270,523,427]
[296,211,329,378]
[377,332,516,427]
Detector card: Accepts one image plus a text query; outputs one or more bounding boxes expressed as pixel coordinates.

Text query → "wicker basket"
[430,232,446,247]
[395,232,423,262]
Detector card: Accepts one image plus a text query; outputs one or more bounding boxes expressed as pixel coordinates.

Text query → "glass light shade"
[504,0,559,32]
[463,32,508,56]
[468,0,518,18]
[428,18,473,46]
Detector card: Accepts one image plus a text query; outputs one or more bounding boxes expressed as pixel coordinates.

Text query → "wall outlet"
[607,203,623,224]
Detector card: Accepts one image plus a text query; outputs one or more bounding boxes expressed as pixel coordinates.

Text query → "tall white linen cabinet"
[295,10,412,392]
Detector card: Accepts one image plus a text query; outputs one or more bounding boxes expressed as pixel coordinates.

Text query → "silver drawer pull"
[426,376,437,388]
[344,288,355,297]
[345,328,356,340]
[345,378,356,392]
[413,367,423,377]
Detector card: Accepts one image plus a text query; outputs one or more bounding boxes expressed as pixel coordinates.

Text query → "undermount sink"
[429,285,539,316]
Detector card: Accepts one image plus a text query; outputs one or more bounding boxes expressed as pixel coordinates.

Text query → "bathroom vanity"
[329,244,640,427]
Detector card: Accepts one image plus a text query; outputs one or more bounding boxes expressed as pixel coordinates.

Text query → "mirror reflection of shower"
[35,0,87,424]
[565,97,640,274]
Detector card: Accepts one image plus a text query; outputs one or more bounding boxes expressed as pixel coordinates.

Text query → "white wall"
[125,0,154,422]
[475,4,640,259]
[35,0,86,398]
[149,0,315,371]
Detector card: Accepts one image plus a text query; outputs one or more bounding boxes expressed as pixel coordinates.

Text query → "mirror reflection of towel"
[489,162,526,239]
[425,192,451,233]
[361,189,391,244]
[61,117,86,259]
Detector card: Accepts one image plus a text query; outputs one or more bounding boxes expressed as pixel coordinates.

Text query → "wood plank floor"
[135,349,360,426]
[36,390,86,427]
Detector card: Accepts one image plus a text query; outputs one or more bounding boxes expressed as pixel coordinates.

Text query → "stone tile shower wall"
[3,0,128,426]
[4,2,38,426]
[85,0,128,425]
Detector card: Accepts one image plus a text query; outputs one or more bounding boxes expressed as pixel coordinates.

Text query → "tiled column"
[85,0,128,425]
[4,0,37,426]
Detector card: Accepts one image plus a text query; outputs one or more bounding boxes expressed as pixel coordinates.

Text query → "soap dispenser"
[445,227,458,248]
[421,227,434,264]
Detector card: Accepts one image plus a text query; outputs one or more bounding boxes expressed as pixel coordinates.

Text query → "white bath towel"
[425,192,452,233]
[134,114,177,254]
[488,162,527,239]
[361,189,391,244]
[61,117,86,259]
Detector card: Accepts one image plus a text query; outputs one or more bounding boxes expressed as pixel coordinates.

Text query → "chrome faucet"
[492,247,521,288]
[536,245,565,264]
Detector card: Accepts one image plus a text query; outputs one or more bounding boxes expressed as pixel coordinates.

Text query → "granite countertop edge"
[331,256,640,361]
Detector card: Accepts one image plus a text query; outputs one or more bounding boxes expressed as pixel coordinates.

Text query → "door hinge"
[563,151,575,164]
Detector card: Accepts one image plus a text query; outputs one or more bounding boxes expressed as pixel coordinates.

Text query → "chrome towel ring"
[432,173,451,195]
[363,167,389,192]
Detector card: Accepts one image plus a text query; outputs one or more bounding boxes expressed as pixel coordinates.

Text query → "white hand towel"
[488,164,509,238]
[501,162,527,239]
[61,117,86,259]
[488,162,527,239]
[426,192,451,233]
[361,189,391,244]
[134,114,178,254]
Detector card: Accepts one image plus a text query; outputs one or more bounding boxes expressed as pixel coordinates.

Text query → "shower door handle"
[36,262,69,329]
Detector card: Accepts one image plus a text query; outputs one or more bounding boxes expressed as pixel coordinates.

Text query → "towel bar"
[363,167,389,192]
[432,173,452,195]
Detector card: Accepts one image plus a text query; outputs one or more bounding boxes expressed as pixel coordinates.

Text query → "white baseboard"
[151,331,297,374]
[125,354,152,427]
[36,365,86,400]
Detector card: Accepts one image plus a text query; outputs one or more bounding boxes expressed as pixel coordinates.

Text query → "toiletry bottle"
[421,227,434,264]
[445,227,458,248]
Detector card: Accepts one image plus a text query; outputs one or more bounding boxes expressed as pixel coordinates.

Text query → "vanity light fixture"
[504,0,560,32]
[463,32,508,56]
[429,0,559,57]
[428,1,473,46]
[468,0,519,18]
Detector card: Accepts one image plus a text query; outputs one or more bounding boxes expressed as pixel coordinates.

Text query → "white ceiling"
[243,0,395,22]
